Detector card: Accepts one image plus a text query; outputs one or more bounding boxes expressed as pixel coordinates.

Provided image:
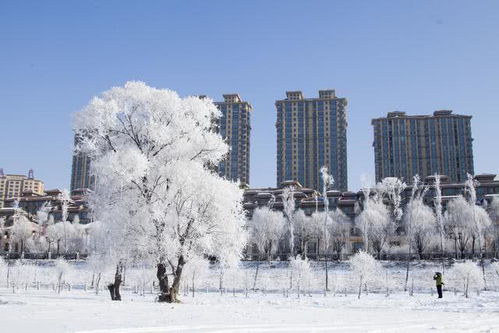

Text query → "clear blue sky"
[1,1,498,191]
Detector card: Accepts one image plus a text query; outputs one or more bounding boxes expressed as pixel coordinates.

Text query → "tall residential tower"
[214,94,252,186]
[372,110,474,183]
[276,90,348,192]
[70,134,95,191]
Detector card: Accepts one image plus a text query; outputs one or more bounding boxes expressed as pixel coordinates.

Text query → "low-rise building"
[0,169,44,208]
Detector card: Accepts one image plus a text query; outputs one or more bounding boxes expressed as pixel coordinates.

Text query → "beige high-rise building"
[0,169,45,208]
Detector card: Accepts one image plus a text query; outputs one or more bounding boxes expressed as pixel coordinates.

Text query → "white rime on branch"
[73,81,247,303]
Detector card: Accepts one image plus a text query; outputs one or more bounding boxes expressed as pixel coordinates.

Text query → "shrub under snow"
[350,251,382,299]
[289,256,312,295]
[451,261,483,298]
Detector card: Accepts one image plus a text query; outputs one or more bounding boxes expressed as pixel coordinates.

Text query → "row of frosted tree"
[247,174,499,262]
[357,175,498,260]
[0,195,100,258]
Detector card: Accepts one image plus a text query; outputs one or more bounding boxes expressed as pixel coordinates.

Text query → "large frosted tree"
[74,81,246,303]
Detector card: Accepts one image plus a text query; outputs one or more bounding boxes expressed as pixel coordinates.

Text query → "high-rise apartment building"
[70,135,95,191]
[372,110,474,183]
[214,94,252,186]
[276,90,348,192]
[0,169,45,208]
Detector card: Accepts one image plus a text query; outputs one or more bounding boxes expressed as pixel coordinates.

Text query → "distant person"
[433,272,444,298]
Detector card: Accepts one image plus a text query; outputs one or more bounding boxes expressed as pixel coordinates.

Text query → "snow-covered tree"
[59,189,72,253]
[46,221,73,256]
[433,174,445,268]
[465,174,492,257]
[349,251,381,299]
[87,254,108,295]
[0,257,7,287]
[451,261,483,298]
[445,194,492,259]
[0,217,7,252]
[404,185,435,258]
[319,166,334,252]
[490,197,499,256]
[490,196,499,222]
[295,210,321,258]
[43,216,58,256]
[74,82,246,303]
[376,177,407,222]
[248,207,285,261]
[10,214,35,255]
[36,202,51,226]
[445,196,474,258]
[54,258,70,294]
[356,193,391,258]
[328,209,351,259]
[182,256,209,297]
[282,186,296,257]
[289,256,312,295]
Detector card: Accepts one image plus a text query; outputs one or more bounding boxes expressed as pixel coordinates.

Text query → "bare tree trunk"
[252,261,260,290]
[480,257,487,290]
[325,258,329,291]
[167,262,183,303]
[57,272,63,294]
[95,272,101,295]
[107,262,123,301]
[404,258,411,292]
[358,275,363,299]
[158,256,184,303]
[157,262,169,302]
[6,264,10,288]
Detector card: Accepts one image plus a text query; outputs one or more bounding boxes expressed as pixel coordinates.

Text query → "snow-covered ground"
[1,260,499,332]
[1,288,499,332]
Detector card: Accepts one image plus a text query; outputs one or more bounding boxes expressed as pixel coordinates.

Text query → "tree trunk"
[480,257,487,291]
[325,259,329,291]
[167,266,183,303]
[404,258,411,292]
[158,256,184,303]
[57,273,63,294]
[95,272,101,295]
[6,264,10,288]
[107,262,123,301]
[252,261,260,290]
[156,263,170,302]
[267,242,272,262]
[358,275,363,299]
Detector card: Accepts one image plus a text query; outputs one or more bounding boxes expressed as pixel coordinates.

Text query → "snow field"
[1,260,499,332]
[1,287,498,332]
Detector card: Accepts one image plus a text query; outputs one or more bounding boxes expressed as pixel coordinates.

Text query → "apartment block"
[276,90,348,192]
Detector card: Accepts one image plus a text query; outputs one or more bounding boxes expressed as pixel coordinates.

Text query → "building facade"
[276,90,348,192]
[214,94,252,186]
[70,134,95,191]
[372,110,474,184]
[0,169,44,208]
